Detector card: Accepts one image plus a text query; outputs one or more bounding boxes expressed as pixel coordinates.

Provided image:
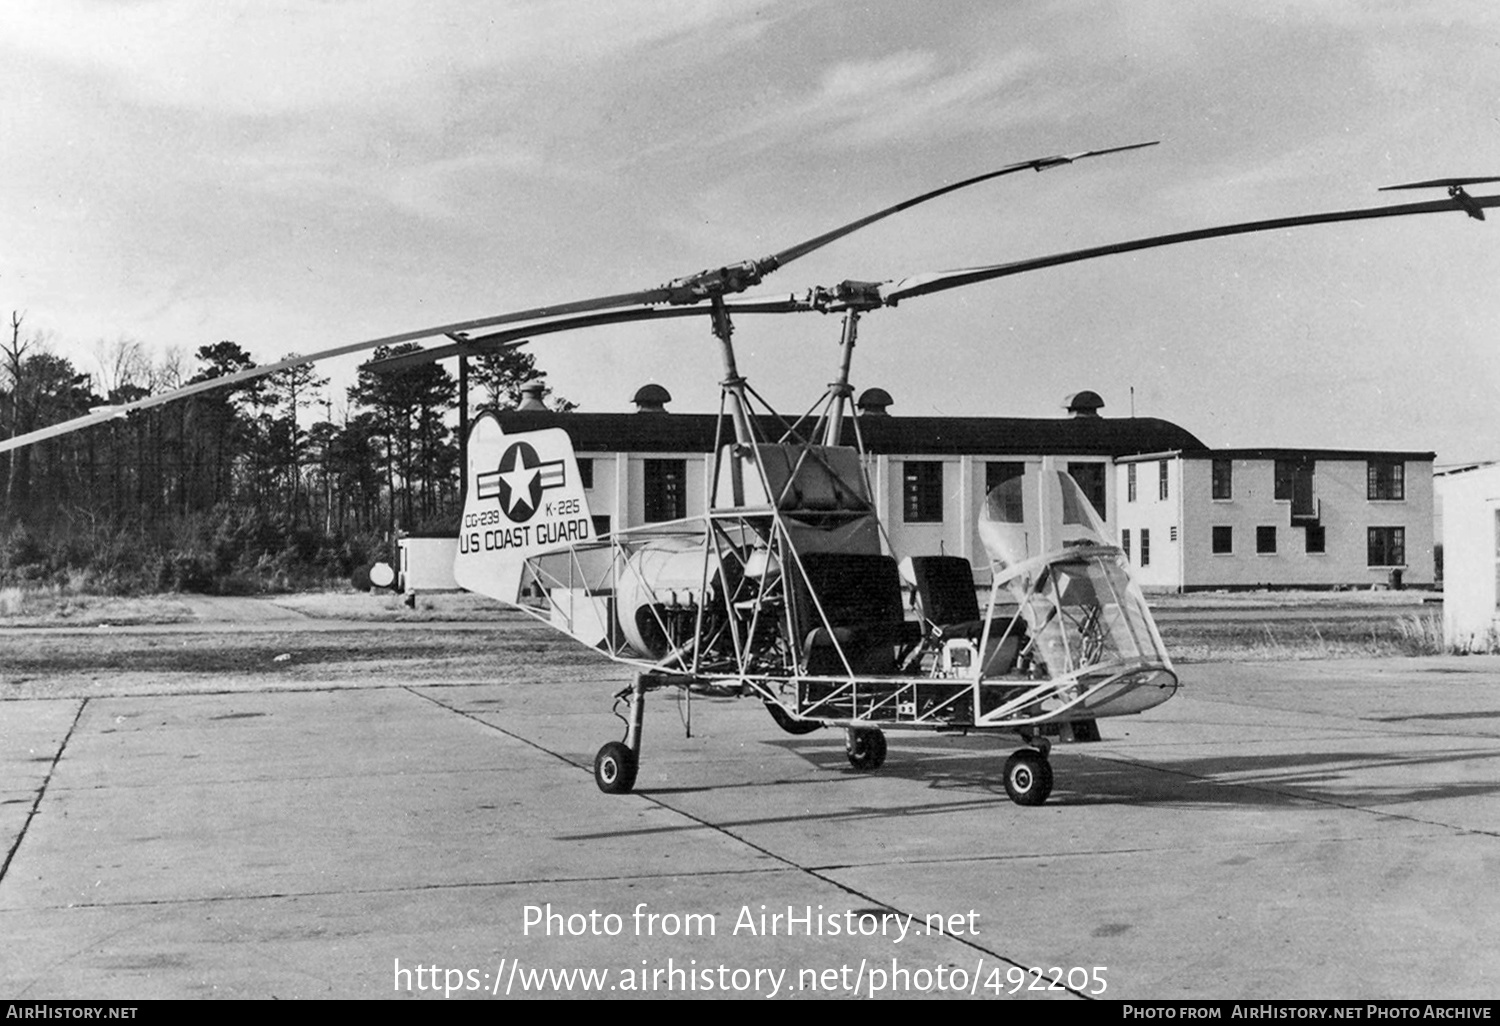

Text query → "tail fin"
[453,414,596,602]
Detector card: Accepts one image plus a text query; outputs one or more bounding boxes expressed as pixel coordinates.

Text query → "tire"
[766,701,823,735]
[845,728,887,771]
[1003,749,1053,806]
[594,741,638,794]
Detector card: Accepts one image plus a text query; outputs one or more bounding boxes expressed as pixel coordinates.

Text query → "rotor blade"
[0,303,651,456]
[0,407,136,453]
[365,297,808,373]
[360,140,1158,333]
[2,142,1158,453]
[1379,176,1500,191]
[766,141,1159,270]
[0,289,814,454]
[877,190,1500,306]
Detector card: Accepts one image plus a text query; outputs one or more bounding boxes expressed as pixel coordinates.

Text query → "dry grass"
[273,590,510,621]
[0,584,194,626]
[0,616,613,701]
[1160,611,1449,662]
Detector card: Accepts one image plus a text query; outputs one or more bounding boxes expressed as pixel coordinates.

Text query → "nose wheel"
[1003,749,1053,806]
[845,727,887,771]
[594,741,638,794]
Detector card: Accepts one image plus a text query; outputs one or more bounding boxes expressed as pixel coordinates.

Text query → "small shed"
[1435,462,1500,650]
[398,534,460,593]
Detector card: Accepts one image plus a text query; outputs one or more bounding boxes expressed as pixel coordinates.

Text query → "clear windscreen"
[1011,549,1171,678]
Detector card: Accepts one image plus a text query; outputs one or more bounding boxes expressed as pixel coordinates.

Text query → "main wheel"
[594,741,638,794]
[845,727,887,771]
[1003,749,1053,806]
[766,700,823,735]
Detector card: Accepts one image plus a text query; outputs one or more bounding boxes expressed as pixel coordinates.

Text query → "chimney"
[632,383,672,413]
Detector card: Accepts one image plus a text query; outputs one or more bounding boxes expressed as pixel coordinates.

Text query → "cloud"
[699,47,1051,155]
[0,0,773,119]
[817,51,937,101]
[375,138,555,220]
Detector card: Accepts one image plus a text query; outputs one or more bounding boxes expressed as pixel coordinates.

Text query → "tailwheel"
[844,727,887,771]
[594,741,638,794]
[766,700,823,735]
[1002,749,1053,806]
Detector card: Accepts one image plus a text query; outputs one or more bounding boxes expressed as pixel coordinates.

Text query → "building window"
[1368,527,1405,567]
[1257,526,1277,554]
[1121,528,1131,560]
[1275,458,1316,515]
[1127,463,1137,503]
[591,514,611,538]
[903,461,944,522]
[1159,460,1169,501]
[1274,458,1318,501]
[1169,525,1178,543]
[1305,525,1326,554]
[643,459,686,522]
[1212,459,1232,500]
[1067,462,1106,517]
[985,461,1024,522]
[1274,460,1295,501]
[578,458,594,490]
[1140,528,1151,567]
[1368,461,1405,501]
[1212,526,1233,554]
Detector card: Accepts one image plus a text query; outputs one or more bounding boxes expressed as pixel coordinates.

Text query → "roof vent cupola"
[856,387,894,417]
[632,383,672,414]
[1063,390,1105,418]
[517,382,549,411]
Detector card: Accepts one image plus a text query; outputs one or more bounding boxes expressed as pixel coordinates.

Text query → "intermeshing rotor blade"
[0,297,812,454]
[0,305,638,455]
[1379,176,1500,191]
[877,190,1500,306]
[765,141,1159,270]
[1,142,1154,453]
[363,141,1157,335]
[365,297,807,374]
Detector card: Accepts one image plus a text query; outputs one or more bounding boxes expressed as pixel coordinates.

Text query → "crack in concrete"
[0,864,806,914]
[1,699,88,886]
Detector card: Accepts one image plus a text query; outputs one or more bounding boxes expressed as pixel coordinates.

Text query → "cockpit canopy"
[976,467,1172,682]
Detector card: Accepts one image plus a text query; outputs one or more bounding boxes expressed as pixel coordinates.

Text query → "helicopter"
[3,144,1497,805]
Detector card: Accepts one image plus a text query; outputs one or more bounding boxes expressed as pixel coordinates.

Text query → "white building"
[478,387,1436,594]
[495,388,1204,583]
[1434,462,1500,650]
[1114,449,1434,592]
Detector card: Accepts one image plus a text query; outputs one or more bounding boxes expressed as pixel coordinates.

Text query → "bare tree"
[3,311,31,508]
[93,336,150,401]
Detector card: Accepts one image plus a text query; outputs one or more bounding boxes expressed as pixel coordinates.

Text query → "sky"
[3,0,1500,462]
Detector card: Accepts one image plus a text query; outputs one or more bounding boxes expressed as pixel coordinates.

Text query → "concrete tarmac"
[2,641,1498,1000]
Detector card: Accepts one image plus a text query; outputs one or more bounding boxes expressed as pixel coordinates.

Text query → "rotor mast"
[710,297,755,446]
[823,309,861,447]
